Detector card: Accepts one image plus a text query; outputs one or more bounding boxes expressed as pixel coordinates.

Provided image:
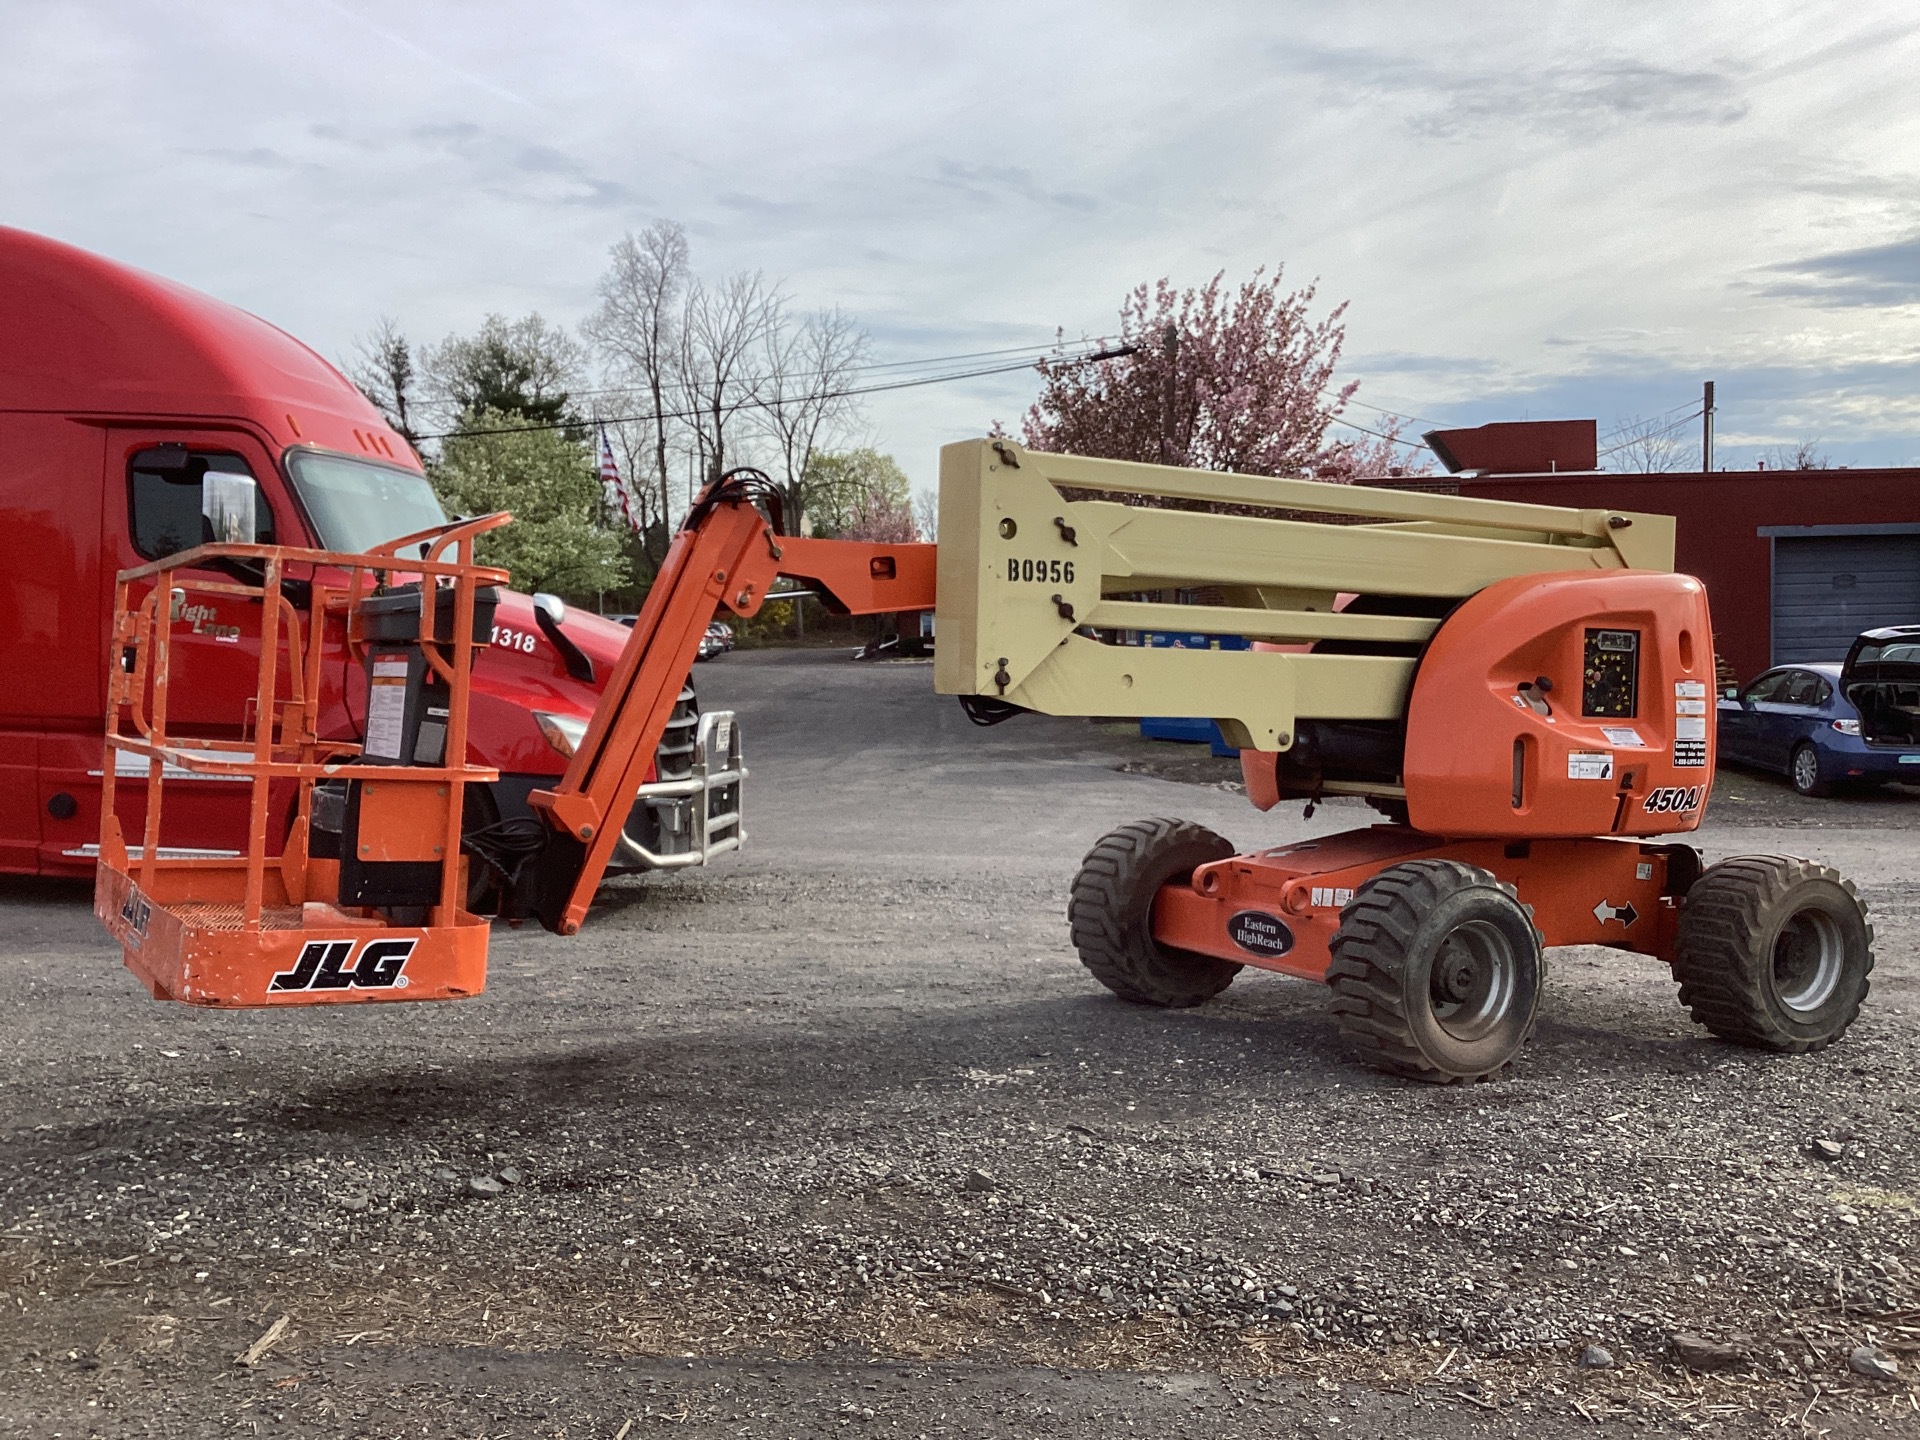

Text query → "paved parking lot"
[3,650,1916,1437]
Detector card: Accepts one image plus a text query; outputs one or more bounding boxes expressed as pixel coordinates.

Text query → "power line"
[1328,415,1431,450]
[1342,395,1442,428]
[419,347,1116,442]
[1598,397,1705,445]
[427,342,1436,452]
[425,330,1444,442]
[1595,408,1704,460]
[556,337,1100,405]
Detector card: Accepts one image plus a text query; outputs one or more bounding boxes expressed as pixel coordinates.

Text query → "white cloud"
[5,0,1920,481]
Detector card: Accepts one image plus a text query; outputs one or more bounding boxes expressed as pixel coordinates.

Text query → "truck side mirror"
[202,472,260,545]
[530,593,595,683]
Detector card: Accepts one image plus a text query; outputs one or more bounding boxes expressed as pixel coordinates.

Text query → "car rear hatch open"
[1841,625,1920,748]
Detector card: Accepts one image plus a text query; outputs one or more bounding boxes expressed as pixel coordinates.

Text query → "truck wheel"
[1790,743,1829,797]
[1327,860,1544,1083]
[1069,819,1240,1007]
[1672,856,1872,1052]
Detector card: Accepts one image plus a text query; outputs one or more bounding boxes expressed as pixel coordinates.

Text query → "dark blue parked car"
[1717,662,1920,796]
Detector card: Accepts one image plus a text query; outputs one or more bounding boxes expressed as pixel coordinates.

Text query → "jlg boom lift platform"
[97,441,1873,1083]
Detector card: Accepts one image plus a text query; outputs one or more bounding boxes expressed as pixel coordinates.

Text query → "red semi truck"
[0,226,704,881]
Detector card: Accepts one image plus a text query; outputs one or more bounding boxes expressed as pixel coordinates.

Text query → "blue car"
[1717,661,1920,796]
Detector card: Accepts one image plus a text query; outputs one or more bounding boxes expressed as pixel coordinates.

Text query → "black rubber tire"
[1790,743,1830,798]
[1069,819,1240,1007]
[1672,855,1872,1052]
[1326,859,1545,1083]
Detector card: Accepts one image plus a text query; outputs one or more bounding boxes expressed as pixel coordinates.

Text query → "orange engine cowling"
[1403,570,1715,839]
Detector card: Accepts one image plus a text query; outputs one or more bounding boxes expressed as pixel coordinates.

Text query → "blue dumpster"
[1136,631,1248,757]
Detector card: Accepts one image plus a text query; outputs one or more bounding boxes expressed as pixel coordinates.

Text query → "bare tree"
[1607,414,1689,473]
[757,307,870,533]
[583,223,691,535]
[676,270,782,490]
[913,488,939,543]
[344,317,421,450]
[583,221,880,533]
[1762,438,1831,470]
[599,413,665,535]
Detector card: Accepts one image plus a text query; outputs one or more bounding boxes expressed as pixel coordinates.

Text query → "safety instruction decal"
[1673,680,1708,767]
[365,656,408,760]
[1568,751,1614,781]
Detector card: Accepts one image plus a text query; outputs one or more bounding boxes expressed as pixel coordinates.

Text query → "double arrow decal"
[1592,899,1640,927]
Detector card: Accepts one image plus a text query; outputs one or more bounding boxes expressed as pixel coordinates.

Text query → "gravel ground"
[2,649,1917,1438]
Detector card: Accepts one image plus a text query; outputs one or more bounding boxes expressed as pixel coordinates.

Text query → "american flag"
[597,425,641,535]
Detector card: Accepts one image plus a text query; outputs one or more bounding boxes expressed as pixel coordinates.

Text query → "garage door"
[1773,534,1920,664]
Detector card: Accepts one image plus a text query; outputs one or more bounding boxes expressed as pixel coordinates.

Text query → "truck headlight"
[534,710,589,758]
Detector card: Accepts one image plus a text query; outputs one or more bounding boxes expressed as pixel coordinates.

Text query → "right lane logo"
[1227,910,1295,958]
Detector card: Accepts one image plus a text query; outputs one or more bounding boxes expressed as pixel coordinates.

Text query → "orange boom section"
[527,471,936,936]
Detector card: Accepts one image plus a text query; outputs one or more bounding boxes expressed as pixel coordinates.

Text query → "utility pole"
[1159,323,1180,466]
[1702,380,1716,473]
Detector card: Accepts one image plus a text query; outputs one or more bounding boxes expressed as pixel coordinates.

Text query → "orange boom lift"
[95,472,934,1003]
[95,445,1873,1083]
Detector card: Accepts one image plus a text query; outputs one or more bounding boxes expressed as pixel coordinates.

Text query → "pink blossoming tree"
[1019,270,1425,482]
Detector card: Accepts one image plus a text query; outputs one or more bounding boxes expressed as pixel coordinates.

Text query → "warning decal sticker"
[365,656,409,760]
[1674,680,1708,767]
[1568,751,1614,781]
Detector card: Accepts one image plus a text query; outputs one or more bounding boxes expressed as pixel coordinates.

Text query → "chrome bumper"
[612,710,747,870]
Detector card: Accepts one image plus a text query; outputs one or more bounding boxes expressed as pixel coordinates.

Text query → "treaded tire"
[1069,819,1240,1007]
[1326,859,1544,1084]
[1672,855,1872,1052]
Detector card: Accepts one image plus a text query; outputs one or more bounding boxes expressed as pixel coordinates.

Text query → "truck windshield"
[286,450,449,554]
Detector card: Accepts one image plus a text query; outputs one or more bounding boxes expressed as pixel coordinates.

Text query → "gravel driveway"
[3,649,1915,1437]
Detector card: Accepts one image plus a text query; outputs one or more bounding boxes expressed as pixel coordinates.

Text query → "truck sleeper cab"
[0,225,707,883]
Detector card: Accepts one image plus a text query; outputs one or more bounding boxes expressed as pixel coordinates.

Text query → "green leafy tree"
[801,448,918,540]
[431,409,628,597]
[425,313,586,431]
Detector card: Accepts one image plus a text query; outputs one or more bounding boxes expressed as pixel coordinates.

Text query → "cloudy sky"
[7,1,1920,494]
